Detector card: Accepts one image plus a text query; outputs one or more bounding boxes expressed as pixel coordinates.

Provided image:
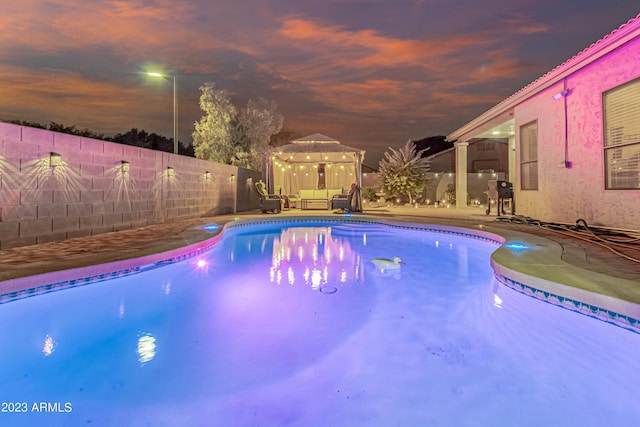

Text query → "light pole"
[148,72,178,154]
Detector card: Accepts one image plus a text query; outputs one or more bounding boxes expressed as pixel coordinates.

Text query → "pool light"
[504,242,531,253]
[202,224,221,232]
[196,259,207,268]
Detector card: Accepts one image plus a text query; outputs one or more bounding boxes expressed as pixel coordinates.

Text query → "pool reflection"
[269,227,363,289]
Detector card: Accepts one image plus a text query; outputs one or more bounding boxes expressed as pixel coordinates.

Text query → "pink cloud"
[3,1,592,165]
[277,17,495,69]
[501,14,550,34]
[258,16,538,130]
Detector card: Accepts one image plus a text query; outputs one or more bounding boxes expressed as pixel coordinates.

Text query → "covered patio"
[262,133,365,211]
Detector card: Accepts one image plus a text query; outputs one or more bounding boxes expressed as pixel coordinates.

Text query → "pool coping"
[1,216,638,333]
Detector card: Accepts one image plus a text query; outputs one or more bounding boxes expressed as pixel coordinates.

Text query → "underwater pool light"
[504,242,531,252]
[196,259,207,268]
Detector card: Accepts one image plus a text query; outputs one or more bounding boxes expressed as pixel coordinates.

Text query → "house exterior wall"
[428,149,455,173]
[424,141,509,205]
[468,140,509,173]
[513,39,640,229]
[428,140,509,174]
[0,123,260,249]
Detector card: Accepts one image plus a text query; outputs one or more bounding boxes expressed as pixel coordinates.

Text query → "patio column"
[455,141,469,208]
[508,135,516,184]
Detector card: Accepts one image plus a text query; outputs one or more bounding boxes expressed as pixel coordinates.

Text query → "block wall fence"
[0,123,261,250]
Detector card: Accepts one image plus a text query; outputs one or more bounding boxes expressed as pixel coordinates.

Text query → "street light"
[148,72,178,154]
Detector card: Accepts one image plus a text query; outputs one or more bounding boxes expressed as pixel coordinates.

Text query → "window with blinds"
[603,78,640,189]
[520,121,538,190]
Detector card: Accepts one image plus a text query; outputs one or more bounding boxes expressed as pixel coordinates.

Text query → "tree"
[377,140,431,205]
[233,97,283,170]
[192,82,237,164]
[192,83,284,171]
[412,135,452,157]
[111,128,171,153]
[5,119,106,139]
[269,127,302,147]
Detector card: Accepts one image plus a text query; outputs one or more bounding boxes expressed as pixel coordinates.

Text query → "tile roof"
[448,14,640,141]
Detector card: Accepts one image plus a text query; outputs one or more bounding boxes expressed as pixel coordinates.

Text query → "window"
[475,141,495,151]
[520,121,538,190]
[603,78,640,189]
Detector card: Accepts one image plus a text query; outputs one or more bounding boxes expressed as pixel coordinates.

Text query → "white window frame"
[603,78,640,190]
[519,120,538,190]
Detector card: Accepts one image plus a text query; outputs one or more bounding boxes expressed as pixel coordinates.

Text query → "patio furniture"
[331,194,351,211]
[255,181,282,213]
[332,183,357,212]
[274,185,298,209]
[299,188,343,210]
[283,194,298,208]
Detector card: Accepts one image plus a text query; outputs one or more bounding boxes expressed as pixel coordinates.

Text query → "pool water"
[1,221,639,426]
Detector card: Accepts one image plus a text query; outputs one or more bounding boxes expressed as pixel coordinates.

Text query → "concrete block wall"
[0,123,260,249]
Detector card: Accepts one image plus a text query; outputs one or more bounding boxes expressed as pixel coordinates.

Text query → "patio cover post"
[455,141,469,208]
[508,135,516,184]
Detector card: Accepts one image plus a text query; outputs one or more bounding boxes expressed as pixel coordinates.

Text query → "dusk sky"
[1,1,639,166]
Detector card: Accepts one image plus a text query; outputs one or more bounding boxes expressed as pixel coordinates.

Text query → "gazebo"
[262,133,365,210]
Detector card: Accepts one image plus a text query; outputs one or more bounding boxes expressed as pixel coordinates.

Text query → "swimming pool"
[1,220,639,426]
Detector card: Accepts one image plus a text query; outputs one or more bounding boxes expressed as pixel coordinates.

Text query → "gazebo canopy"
[263,133,365,202]
[270,133,365,164]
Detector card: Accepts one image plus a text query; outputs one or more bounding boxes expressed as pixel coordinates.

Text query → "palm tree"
[377,140,431,205]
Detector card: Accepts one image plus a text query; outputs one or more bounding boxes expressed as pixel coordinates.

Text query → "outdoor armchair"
[255,181,282,213]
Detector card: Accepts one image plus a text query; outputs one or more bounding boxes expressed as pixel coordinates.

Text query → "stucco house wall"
[424,141,509,204]
[428,140,508,175]
[514,38,640,227]
[469,140,509,173]
[0,122,260,249]
[448,15,640,230]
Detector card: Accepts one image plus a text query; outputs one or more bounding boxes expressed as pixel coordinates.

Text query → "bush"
[362,187,378,202]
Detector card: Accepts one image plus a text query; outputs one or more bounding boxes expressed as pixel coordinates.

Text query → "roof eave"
[447,14,640,142]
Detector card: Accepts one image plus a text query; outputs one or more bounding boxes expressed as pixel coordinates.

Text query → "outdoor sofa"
[299,188,343,210]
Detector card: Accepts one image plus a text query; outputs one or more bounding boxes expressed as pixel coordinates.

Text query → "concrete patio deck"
[1,205,638,323]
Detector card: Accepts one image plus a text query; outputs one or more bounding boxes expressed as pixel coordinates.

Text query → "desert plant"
[377,140,431,205]
[362,187,378,202]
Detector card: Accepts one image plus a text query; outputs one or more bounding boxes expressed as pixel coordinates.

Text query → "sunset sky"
[1,0,638,166]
